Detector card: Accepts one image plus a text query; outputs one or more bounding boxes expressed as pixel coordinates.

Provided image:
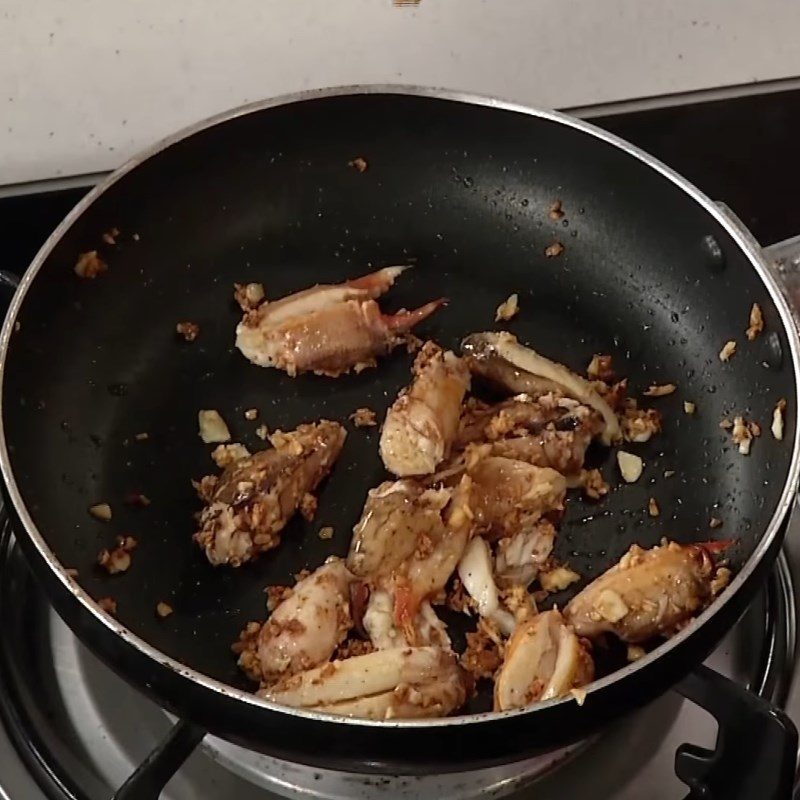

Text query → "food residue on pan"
[648,497,660,517]
[74,251,107,279]
[101,227,120,245]
[125,491,151,507]
[773,398,787,441]
[544,241,565,258]
[245,408,259,421]
[349,407,378,428]
[198,410,231,444]
[97,597,117,615]
[617,451,643,483]
[683,401,696,415]
[719,340,737,362]
[255,423,269,440]
[88,502,112,521]
[581,468,609,500]
[156,601,174,618]
[549,199,565,221]
[495,293,520,322]
[746,303,764,341]
[643,383,676,397]
[709,516,723,529]
[176,321,200,342]
[318,525,334,540]
[730,416,754,455]
[97,535,137,575]
[348,157,369,172]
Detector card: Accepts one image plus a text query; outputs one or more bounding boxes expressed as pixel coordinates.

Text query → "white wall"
[2,0,800,185]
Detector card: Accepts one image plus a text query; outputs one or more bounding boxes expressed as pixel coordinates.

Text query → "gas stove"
[3,86,800,799]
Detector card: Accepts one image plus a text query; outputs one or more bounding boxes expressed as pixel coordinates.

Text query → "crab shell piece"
[493,610,594,711]
[235,266,445,376]
[255,558,354,681]
[461,331,621,446]
[261,646,469,720]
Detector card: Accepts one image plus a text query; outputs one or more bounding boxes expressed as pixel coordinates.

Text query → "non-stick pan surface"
[1,89,797,768]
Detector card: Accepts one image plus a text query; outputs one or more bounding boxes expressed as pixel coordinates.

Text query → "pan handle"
[675,664,797,800]
[110,719,206,800]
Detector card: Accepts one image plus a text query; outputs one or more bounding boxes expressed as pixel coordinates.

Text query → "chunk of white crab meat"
[494,610,594,711]
[380,341,470,477]
[255,558,354,681]
[458,536,516,636]
[261,646,469,719]
[495,520,556,587]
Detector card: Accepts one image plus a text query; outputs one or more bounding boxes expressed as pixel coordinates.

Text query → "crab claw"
[564,540,732,644]
[382,299,448,333]
[261,646,469,719]
[694,539,735,556]
[235,267,445,376]
[346,265,410,297]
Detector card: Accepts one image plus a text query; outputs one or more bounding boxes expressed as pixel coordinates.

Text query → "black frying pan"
[1,88,799,796]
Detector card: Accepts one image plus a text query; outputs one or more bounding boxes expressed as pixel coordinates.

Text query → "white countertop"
[3,0,800,185]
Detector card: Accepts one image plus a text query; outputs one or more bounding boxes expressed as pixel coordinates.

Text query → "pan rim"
[1,83,798,732]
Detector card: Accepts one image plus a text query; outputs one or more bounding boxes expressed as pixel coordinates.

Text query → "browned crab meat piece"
[243,558,355,683]
[235,266,445,377]
[486,427,598,475]
[564,540,731,643]
[455,394,603,475]
[346,476,472,637]
[194,420,346,566]
[456,394,566,445]
[467,456,567,541]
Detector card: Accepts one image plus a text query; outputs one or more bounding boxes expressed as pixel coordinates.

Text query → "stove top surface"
[3,87,800,800]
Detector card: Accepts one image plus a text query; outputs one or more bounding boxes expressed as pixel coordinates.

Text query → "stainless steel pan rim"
[1,83,798,730]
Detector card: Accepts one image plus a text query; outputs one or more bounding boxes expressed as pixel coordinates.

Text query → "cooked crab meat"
[249,558,354,681]
[564,541,726,643]
[363,588,451,650]
[261,646,468,719]
[494,610,594,710]
[236,266,445,376]
[461,332,621,445]
[467,456,566,541]
[495,520,556,587]
[347,480,451,579]
[488,428,597,475]
[380,342,470,476]
[458,536,516,635]
[194,420,346,566]
[347,476,472,632]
